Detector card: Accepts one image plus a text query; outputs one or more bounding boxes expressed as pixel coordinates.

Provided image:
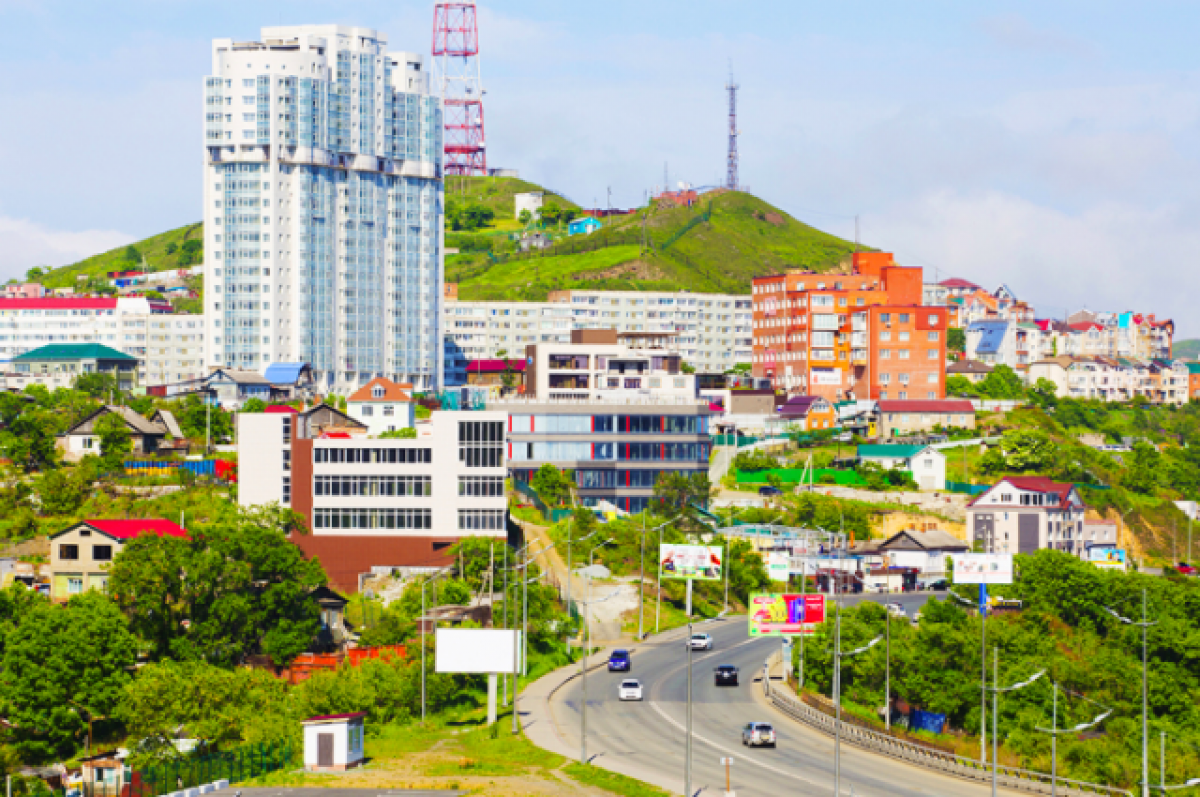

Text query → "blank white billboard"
[952,553,1013,585]
[435,628,522,674]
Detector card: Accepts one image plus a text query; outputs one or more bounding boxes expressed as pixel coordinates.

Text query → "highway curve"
[549,595,1024,797]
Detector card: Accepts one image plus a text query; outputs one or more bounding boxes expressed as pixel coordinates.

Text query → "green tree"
[518,208,532,226]
[945,375,978,397]
[946,327,966,355]
[94,412,133,471]
[241,398,267,413]
[379,427,417,439]
[999,428,1056,472]
[73,372,117,399]
[1122,440,1161,494]
[107,506,327,666]
[976,364,1026,400]
[532,463,572,507]
[2,409,60,471]
[178,239,202,266]
[33,467,91,516]
[1029,377,1059,409]
[0,592,138,761]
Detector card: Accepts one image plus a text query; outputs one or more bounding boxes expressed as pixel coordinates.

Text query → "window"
[92,545,112,561]
[383,405,394,416]
[898,330,910,342]
[880,313,891,324]
[313,508,432,530]
[361,405,374,416]
[458,509,506,530]
[68,577,83,595]
[282,476,291,504]
[927,331,940,342]
[314,447,432,464]
[674,378,686,388]
[315,475,431,497]
[459,421,504,468]
[879,373,891,385]
[899,373,910,385]
[372,386,385,398]
[927,349,938,360]
[282,416,292,444]
[879,330,891,342]
[459,476,505,497]
[899,350,911,360]
[899,313,910,323]
[59,544,79,561]
[928,314,940,325]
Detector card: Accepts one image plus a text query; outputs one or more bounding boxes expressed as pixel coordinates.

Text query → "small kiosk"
[301,712,366,772]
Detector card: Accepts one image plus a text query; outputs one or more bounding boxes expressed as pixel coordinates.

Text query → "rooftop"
[857,444,930,459]
[877,399,975,413]
[13,343,137,362]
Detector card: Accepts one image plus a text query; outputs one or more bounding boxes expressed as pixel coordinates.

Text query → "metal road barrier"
[761,654,1131,797]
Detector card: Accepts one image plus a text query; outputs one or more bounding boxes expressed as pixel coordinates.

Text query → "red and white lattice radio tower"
[432,1,487,175]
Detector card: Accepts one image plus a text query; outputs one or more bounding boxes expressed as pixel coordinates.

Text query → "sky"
[1,1,1198,335]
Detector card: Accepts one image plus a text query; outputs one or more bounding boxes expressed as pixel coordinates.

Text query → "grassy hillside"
[449,189,867,300]
[1174,338,1199,359]
[36,223,203,290]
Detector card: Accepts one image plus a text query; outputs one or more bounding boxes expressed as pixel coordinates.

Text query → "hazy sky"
[2,1,1198,335]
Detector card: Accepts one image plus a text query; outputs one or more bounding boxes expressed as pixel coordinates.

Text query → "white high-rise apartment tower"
[204,25,444,392]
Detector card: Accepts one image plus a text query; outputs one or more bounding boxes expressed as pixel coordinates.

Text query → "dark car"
[759,486,782,496]
[714,665,739,686]
[608,649,632,672]
[927,579,949,591]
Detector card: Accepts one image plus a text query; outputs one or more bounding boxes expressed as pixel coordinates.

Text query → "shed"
[302,712,365,772]
[567,216,602,236]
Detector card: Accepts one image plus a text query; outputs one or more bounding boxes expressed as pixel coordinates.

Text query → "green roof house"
[10,343,140,391]
[857,443,947,491]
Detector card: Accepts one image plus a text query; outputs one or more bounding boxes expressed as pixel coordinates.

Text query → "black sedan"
[714,664,739,686]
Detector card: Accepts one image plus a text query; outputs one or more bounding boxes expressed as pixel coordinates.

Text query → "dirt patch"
[576,260,665,282]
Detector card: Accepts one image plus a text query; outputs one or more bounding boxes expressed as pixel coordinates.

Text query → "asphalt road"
[551,592,1020,797]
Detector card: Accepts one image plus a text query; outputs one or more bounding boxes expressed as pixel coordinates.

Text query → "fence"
[658,204,711,251]
[123,460,235,481]
[735,468,867,487]
[511,480,573,522]
[762,654,1129,797]
[945,480,990,496]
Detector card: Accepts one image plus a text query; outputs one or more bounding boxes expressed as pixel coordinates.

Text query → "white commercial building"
[238,408,507,592]
[444,289,753,379]
[0,297,205,386]
[523,329,699,402]
[203,25,444,393]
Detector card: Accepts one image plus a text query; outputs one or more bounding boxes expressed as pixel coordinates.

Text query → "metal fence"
[761,655,1129,797]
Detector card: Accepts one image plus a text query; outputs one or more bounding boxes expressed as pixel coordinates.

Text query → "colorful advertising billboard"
[748,593,827,636]
[1088,548,1127,570]
[952,553,1014,585]
[659,544,724,581]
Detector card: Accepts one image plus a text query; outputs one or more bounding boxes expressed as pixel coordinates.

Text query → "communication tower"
[725,68,739,191]
[432,1,487,175]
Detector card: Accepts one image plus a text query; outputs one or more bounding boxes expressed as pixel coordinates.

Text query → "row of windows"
[573,469,709,489]
[58,544,111,561]
[459,420,504,443]
[313,508,432,529]
[459,476,505,496]
[314,447,432,464]
[509,442,710,462]
[509,414,707,434]
[314,475,432,497]
[459,509,506,530]
[461,446,503,468]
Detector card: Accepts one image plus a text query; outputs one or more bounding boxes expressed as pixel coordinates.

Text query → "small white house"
[302,712,365,772]
[857,444,947,491]
[346,377,414,436]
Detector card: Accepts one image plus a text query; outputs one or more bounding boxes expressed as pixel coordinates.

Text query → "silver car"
[688,632,714,650]
[742,721,777,748]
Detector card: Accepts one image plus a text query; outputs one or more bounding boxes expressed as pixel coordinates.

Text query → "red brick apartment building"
[751,253,947,401]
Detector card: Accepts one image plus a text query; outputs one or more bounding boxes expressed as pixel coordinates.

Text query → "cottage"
[775,395,838,431]
[263,362,316,402]
[203,368,272,409]
[946,359,993,384]
[875,399,976,438]
[966,477,1088,556]
[59,405,181,463]
[8,343,141,391]
[853,528,969,590]
[49,519,188,602]
[346,377,414,436]
[857,443,946,491]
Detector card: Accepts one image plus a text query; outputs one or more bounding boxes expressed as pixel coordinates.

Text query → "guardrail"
[761,654,1130,797]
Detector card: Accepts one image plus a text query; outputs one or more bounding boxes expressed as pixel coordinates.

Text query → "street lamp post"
[834,622,883,796]
[1034,682,1112,797]
[640,516,679,640]
[569,526,600,654]
[1105,588,1158,797]
[987,649,1045,797]
[578,586,621,765]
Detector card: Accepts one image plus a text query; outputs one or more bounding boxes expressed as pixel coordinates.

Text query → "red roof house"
[48,519,189,602]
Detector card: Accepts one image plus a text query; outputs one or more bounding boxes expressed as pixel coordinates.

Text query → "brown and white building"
[966,477,1088,556]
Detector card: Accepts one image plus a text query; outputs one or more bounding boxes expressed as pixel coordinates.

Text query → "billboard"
[749,593,827,636]
[1088,548,1127,570]
[767,552,790,582]
[435,629,523,674]
[659,544,723,581]
[952,553,1013,584]
[811,368,842,386]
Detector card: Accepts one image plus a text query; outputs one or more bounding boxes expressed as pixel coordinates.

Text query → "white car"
[886,602,907,618]
[688,633,714,651]
[619,679,644,701]
[742,721,777,748]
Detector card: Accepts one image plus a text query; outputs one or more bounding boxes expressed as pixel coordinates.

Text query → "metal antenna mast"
[725,65,739,190]
[433,1,487,175]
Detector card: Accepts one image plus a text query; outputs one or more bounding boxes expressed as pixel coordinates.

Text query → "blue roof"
[263,362,310,384]
[969,321,1009,355]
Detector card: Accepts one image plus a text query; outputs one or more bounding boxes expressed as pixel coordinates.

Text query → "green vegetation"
[1173,338,1199,359]
[800,550,1200,789]
[33,223,203,291]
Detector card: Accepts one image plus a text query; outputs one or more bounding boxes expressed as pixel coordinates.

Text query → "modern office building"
[523,329,699,401]
[238,408,507,592]
[443,288,753,379]
[203,25,444,393]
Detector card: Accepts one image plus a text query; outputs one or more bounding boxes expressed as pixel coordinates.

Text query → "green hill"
[1174,339,1199,360]
[448,188,868,301]
[34,223,203,291]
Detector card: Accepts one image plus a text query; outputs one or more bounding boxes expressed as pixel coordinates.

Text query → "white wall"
[302,719,363,768]
[346,400,415,436]
[237,414,289,507]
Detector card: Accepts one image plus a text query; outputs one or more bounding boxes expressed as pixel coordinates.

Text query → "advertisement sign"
[767,552,790,582]
[749,593,827,636]
[659,544,724,581]
[1088,548,1127,570]
[435,629,522,674]
[952,553,1014,585]
[811,368,842,386]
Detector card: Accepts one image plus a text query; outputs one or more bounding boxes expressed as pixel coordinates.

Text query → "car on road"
[927,579,949,591]
[742,722,777,747]
[758,486,783,496]
[688,632,714,651]
[607,649,632,672]
[885,602,907,618]
[618,679,643,701]
[1177,562,1197,576]
[714,665,739,686]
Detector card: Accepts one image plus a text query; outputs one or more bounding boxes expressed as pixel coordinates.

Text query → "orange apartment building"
[751,253,947,401]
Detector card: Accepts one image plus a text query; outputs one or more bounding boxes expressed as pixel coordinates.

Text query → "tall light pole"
[834,621,883,796]
[1105,588,1158,797]
[568,525,600,653]
[578,586,621,764]
[640,515,678,639]
[987,649,1045,797]
[1034,681,1111,797]
[517,541,552,677]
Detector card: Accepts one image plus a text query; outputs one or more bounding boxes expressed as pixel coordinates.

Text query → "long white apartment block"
[238,408,507,592]
[0,297,205,385]
[204,25,444,394]
[444,289,753,376]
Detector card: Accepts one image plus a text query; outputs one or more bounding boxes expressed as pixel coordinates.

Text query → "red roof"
[80,519,188,540]
[1069,322,1102,332]
[877,400,975,413]
[321,431,352,439]
[968,477,1079,507]
[264,404,299,414]
[0,298,118,310]
[466,359,526,373]
[939,278,981,289]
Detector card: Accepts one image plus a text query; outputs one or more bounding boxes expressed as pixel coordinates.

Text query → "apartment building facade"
[203,25,444,392]
[752,253,947,401]
[238,409,506,591]
[443,288,753,379]
[967,477,1089,557]
[523,329,698,402]
[1027,356,1189,405]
